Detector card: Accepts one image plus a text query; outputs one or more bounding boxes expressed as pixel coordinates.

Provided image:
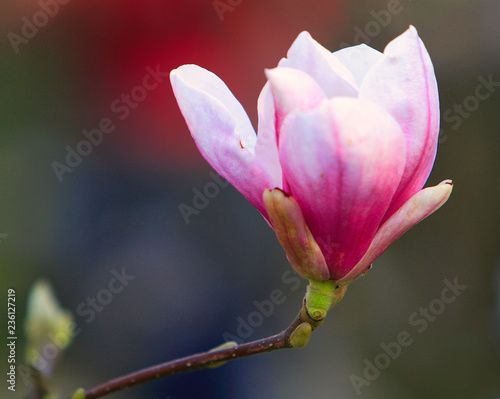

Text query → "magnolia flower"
[170,26,452,285]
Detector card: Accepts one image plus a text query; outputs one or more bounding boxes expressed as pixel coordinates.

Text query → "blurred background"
[1,0,499,398]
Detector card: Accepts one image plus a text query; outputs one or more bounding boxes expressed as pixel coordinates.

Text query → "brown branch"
[82,300,324,399]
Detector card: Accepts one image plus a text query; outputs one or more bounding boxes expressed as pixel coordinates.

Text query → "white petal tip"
[264,68,276,79]
[437,179,454,199]
[296,31,312,40]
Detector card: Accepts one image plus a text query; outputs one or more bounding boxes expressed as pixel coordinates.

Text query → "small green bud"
[290,322,312,348]
[207,341,238,368]
[70,388,86,399]
[24,280,75,369]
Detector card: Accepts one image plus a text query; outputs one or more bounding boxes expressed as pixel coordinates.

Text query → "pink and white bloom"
[170,26,452,284]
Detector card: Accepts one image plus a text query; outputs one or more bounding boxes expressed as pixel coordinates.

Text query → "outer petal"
[337,180,453,284]
[360,26,440,222]
[263,188,329,281]
[279,97,406,280]
[170,65,279,216]
[279,31,359,97]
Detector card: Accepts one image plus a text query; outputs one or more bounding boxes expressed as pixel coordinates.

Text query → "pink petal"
[360,26,440,223]
[337,180,453,283]
[170,65,279,216]
[256,83,283,188]
[265,67,326,193]
[279,31,359,97]
[279,97,406,280]
[265,67,326,139]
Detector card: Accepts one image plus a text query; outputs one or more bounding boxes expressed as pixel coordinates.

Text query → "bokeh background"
[1,1,499,398]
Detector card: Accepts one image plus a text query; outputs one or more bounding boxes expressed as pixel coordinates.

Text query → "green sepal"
[305,280,347,320]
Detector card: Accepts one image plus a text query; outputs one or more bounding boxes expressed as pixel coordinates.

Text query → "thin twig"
[82,300,323,399]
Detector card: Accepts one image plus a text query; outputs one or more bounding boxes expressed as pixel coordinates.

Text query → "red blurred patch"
[46,0,347,170]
